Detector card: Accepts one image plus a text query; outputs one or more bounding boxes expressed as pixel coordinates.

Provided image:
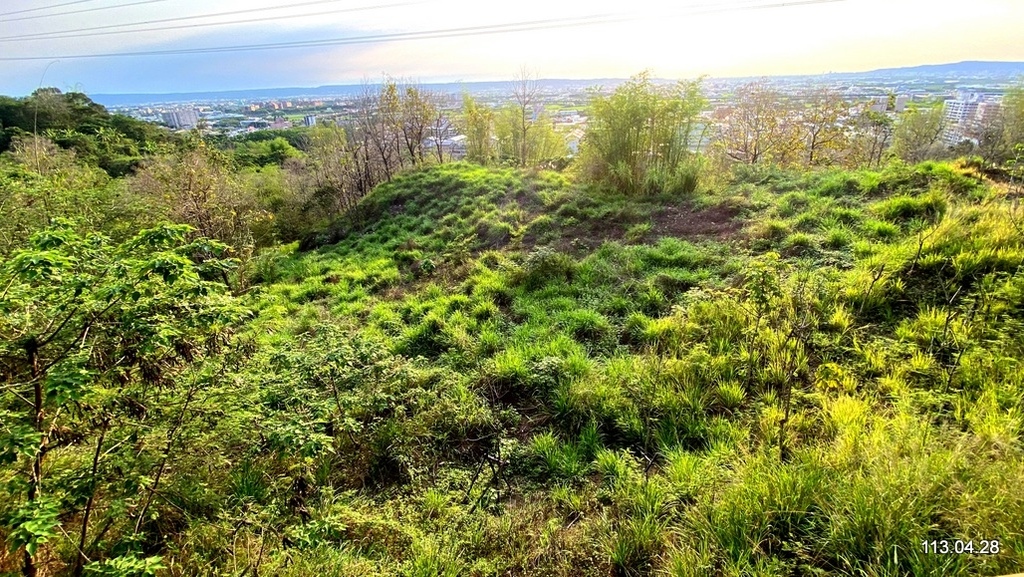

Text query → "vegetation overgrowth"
[2,82,1024,577]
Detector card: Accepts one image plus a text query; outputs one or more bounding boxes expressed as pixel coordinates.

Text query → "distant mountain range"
[857,60,1024,77]
[89,61,1024,107]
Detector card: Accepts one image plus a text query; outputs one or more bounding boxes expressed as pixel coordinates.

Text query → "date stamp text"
[921,540,1000,555]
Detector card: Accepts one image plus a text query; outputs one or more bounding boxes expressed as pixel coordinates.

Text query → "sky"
[0,0,1022,95]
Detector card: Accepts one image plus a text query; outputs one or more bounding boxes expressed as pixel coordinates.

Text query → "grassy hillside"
[4,159,1023,576]
[152,160,1023,576]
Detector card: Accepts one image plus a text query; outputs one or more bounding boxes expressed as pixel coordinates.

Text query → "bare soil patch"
[650,201,745,241]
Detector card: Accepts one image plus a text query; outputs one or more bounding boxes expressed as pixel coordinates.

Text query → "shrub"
[644,163,702,196]
[518,247,577,289]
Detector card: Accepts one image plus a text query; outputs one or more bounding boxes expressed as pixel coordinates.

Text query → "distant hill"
[858,60,1024,77]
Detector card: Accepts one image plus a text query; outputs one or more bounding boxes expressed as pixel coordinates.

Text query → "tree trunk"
[72,424,107,576]
[23,341,42,577]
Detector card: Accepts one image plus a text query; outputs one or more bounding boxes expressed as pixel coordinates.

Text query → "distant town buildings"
[423,134,467,160]
[865,94,910,113]
[103,70,1019,154]
[160,109,200,129]
[565,128,585,155]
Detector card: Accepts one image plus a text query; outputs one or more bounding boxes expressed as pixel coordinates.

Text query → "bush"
[643,163,702,196]
[518,247,577,289]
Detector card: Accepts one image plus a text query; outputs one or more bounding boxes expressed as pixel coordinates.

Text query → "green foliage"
[531,432,592,480]
[871,190,947,223]
[0,89,169,175]
[891,105,947,163]
[494,102,568,167]
[0,221,242,572]
[460,93,496,165]
[130,139,276,254]
[0,137,137,255]
[232,136,301,167]
[84,554,166,576]
[4,497,60,557]
[579,71,706,195]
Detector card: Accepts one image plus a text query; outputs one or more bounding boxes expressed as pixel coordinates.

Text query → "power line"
[0,0,847,61]
[0,0,99,18]
[0,1,420,41]
[0,0,399,40]
[2,0,171,24]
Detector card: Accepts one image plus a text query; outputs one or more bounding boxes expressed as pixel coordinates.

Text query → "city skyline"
[1,0,1023,95]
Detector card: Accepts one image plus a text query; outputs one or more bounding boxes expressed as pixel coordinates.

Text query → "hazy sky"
[1,0,1022,95]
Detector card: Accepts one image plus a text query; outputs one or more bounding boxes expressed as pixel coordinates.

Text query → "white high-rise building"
[161,109,200,130]
[942,95,986,146]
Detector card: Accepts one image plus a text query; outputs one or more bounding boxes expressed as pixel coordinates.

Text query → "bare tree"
[971,107,1011,164]
[714,80,803,166]
[511,67,539,167]
[356,78,401,181]
[854,110,895,168]
[428,92,455,164]
[892,105,947,163]
[398,83,440,167]
[800,88,853,167]
[130,142,271,251]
